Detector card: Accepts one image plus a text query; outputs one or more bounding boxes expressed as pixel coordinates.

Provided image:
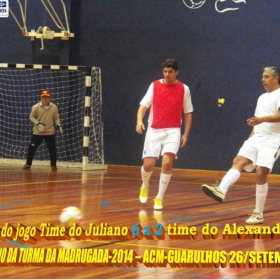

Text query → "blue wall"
[1,0,280,172]
[0,0,71,64]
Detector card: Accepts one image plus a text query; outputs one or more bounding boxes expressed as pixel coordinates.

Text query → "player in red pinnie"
[136,59,193,210]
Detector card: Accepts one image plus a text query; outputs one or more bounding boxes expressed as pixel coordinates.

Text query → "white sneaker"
[139,185,149,203]
[245,210,264,224]
[201,182,225,203]
[153,197,163,210]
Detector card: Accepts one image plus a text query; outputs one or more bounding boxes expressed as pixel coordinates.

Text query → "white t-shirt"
[254,88,280,136]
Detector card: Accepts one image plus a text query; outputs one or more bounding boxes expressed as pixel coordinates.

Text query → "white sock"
[141,166,152,188]
[219,168,241,195]
[156,173,171,200]
[255,183,268,215]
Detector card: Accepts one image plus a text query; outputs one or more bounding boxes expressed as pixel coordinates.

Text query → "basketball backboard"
[9,0,74,50]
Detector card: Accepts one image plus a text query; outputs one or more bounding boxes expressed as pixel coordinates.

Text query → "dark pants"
[26,134,57,167]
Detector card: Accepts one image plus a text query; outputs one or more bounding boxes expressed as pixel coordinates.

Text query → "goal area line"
[0,159,108,171]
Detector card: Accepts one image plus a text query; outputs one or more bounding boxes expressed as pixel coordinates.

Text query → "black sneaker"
[23,165,31,170]
[51,166,57,171]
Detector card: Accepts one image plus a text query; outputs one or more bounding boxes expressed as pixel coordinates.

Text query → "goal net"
[0,63,107,170]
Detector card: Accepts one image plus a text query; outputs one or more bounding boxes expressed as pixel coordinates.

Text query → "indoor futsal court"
[2,1,280,279]
[0,164,280,279]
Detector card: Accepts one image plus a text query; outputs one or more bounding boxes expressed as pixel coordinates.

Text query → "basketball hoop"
[9,0,74,50]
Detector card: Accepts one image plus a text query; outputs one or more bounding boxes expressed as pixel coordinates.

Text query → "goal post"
[0,63,107,171]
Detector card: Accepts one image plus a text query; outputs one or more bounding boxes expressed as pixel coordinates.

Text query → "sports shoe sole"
[23,165,31,170]
[154,205,163,210]
[245,218,264,225]
[201,185,224,203]
[139,197,148,203]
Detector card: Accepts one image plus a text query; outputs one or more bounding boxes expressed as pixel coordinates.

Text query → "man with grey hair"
[202,66,280,224]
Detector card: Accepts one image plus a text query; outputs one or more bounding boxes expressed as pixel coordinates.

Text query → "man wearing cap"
[23,90,63,171]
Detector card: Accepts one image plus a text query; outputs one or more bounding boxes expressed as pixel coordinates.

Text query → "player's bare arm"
[136,105,148,134]
[180,112,192,148]
[247,109,280,126]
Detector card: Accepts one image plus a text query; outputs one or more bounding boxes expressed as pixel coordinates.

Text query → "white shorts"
[142,127,181,159]
[238,134,280,172]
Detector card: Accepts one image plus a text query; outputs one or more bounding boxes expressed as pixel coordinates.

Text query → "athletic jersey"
[140,79,193,128]
[254,88,280,136]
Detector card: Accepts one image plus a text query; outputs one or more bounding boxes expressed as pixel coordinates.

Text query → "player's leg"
[139,158,157,202]
[153,128,180,210]
[44,135,57,171]
[139,128,162,203]
[24,135,43,169]
[220,155,250,193]
[246,136,280,224]
[154,153,174,210]
[202,137,257,202]
[139,158,157,203]
[142,157,156,186]
[202,155,251,202]
[245,166,269,225]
